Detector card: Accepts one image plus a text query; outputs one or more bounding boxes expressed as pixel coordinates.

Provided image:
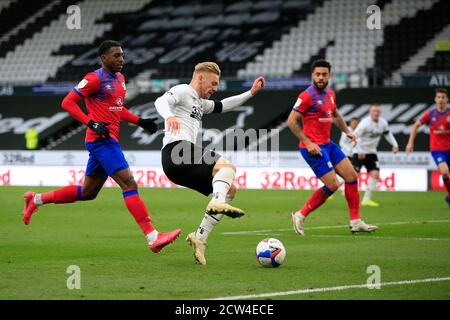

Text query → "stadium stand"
[419,51,450,72]
[377,0,450,83]
[50,0,321,82]
[238,0,443,80]
[0,0,447,85]
[0,0,152,84]
[0,0,76,58]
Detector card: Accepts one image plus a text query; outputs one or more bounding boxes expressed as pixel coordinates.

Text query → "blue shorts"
[85,138,129,180]
[431,150,450,167]
[300,141,347,178]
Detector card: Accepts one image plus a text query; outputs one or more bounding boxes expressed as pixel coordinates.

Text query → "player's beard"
[313,80,328,91]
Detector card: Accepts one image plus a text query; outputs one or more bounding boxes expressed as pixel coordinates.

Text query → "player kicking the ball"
[154,62,265,265]
[287,59,377,235]
[22,40,181,253]
[407,88,450,208]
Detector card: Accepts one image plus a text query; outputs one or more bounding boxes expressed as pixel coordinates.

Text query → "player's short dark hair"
[350,117,359,122]
[311,59,331,73]
[435,88,448,97]
[98,40,121,57]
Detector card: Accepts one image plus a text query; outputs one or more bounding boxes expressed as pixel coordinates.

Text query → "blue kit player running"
[287,59,378,235]
[407,88,450,208]
[22,40,180,253]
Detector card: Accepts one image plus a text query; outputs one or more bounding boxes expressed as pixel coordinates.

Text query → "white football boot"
[186,232,207,265]
[349,220,378,233]
[292,211,305,236]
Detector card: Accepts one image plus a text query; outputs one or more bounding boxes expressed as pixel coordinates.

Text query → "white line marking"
[309,234,450,242]
[222,219,450,235]
[208,276,450,300]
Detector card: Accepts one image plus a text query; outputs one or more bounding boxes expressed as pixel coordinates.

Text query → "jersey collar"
[101,67,118,79]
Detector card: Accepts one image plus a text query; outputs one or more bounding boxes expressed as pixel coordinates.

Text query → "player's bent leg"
[22,178,100,225]
[362,170,380,207]
[206,158,244,218]
[81,175,106,200]
[334,158,378,232]
[112,168,180,253]
[437,162,450,208]
[292,171,339,236]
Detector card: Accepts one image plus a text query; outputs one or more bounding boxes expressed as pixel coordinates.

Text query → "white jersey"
[353,116,398,154]
[155,84,218,148]
[339,127,354,156]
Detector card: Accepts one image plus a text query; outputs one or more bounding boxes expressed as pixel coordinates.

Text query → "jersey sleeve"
[202,99,223,114]
[419,111,430,125]
[382,119,399,148]
[72,72,100,98]
[292,91,312,114]
[154,85,185,120]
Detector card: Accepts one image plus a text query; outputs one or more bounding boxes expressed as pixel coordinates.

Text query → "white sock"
[146,230,159,245]
[195,213,223,242]
[225,193,234,204]
[34,193,43,206]
[350,219,361,225]
[363,177,377,201]
[210,167,235,204]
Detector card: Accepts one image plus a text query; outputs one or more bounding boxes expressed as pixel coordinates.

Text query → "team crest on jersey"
[318,100,323,105]
[105,84,112,91]
[122,82,126,91]
[432,117,437,122]
[326,110,332,117]
[116,97,123,106]
[76,79,88,89]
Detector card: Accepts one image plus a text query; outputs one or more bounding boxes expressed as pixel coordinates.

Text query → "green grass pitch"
[1,186,449,300]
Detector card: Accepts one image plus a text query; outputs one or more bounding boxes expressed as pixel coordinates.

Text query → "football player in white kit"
[336,117,359,195]
[339,117,359,158]
[154,62,265,265]
[352,104,399,207]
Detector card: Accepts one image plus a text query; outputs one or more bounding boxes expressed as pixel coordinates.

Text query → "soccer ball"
[255,238,286,268]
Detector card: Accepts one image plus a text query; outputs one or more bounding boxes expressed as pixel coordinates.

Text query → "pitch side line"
[309,234,450,242]
[221,219,450,235]
[208,276,450,300]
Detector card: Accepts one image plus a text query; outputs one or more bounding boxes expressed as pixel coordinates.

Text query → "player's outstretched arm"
[219,76,265,113]
[406,120,422,153]
[287,110,322,156]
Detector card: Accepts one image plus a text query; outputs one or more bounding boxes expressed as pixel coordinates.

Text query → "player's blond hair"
[194,62,221,76]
